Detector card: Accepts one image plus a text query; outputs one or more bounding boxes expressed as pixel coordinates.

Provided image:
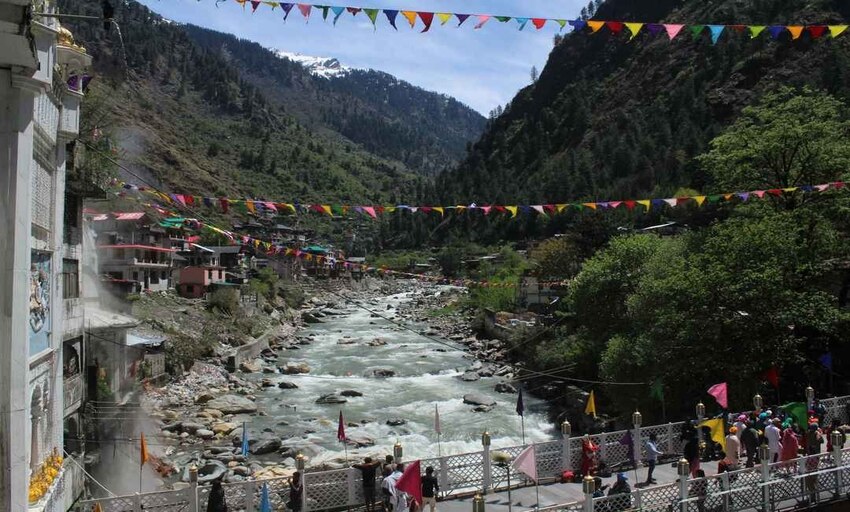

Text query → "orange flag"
[140,432,149,466]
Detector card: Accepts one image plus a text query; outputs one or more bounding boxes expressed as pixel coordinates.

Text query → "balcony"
[132,258,171,268]
[63,374,83,417]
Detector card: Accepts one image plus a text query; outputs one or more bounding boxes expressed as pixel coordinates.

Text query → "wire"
[63,449,117,497]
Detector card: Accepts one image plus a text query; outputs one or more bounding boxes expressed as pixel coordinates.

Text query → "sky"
[136,0,587,114]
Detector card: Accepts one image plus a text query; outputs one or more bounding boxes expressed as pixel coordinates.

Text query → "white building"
[0,1,91,510]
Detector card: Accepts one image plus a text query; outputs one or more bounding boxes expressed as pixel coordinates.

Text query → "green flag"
[650,380,665,402]
[782,402,808,428]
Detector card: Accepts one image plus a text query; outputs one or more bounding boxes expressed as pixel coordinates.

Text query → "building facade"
[0,1,91,509]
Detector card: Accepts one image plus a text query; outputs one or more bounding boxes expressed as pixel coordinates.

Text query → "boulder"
[191,460,228,483]
[206,395,258,415]
[181,422,206,434]
[386,419,406,427]
[367,338,388,347]
[473,405,495,413]
[463,393,496,407]
[232,466,251,477]
[302,312,323,324]
[281,363,310,375]
[369,368,396,378]
[278,381,299,389]
[212,422,238,435]
[196,429,215,439]
[339,390,363,397]
[251,438,282,455]
[195,393,215,405]
[316,394,347,405]
[203,409,224,419]
[494,382,517,394]
[240,360,263,373]
[460,372,481,382]
[346,436,376,448]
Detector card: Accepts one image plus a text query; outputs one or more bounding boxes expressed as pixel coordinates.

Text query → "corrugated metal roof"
[114,212,146,220]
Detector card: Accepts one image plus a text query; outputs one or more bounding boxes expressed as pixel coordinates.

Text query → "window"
[132,271,139,281]
[218,270,223,279]
[61,259,79,299]
[208,270,213,279]
[161,271,166,280]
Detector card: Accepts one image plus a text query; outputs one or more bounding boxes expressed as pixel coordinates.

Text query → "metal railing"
[78,396,850,512]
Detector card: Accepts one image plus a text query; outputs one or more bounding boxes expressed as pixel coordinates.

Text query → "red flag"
[337,410,346,442]
[395,460,422,506]
[762,367,780,388]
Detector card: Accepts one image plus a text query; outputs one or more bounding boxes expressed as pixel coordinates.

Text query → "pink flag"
[512,445,537,481]
[362,206,377,219]
[337,410,346,442]
[707,382,728,409]
[434,404,441,434]
[395,460,422,506]
[664,24,684,39]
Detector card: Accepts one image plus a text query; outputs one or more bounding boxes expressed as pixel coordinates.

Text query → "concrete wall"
[226,333,271,372]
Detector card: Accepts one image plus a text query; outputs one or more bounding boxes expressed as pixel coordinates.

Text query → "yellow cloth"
[585,390,597,418]
[699,418,726,452]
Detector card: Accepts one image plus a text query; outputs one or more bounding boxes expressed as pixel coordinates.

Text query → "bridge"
[79,395,850,512]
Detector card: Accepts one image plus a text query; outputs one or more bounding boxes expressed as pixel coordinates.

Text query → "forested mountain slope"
[437,0,850,205]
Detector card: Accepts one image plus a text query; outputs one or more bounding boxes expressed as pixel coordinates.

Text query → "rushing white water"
[245,290,555,466]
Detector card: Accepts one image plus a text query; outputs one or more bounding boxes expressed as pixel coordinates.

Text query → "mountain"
[437,0,850,210]
[56,0,481,212]
[181,25,486,176]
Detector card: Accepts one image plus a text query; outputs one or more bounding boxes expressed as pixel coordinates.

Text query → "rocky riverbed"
[140,280,551,487]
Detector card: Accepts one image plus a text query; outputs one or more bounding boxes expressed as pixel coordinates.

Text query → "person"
[813,400,827,425]
[382,464,404,512]
[421,466,439,512]
[683,433,700,478]
[592,476,608,498]
[724,427,740,469]
[606,473,631,512]
[580,435,598,477]
[644,433,663,485]
[780,427,800,471]
[733,415,747,444]
[354,457,382,512]
[825,419,846,452]
[207,479,228,512]
[740,423,760,467]
[690,470,707,512]
[765,419,782,463]
[289,471,303,512]
[804,424,823,504]
[383,455,396,475]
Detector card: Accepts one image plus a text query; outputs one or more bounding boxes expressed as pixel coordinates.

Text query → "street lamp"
[393,441,403,463]
[561,421,572,436]
[753,394,763,410]
[189,464,198,484]
[481,431,491,447]
[582,474,596,494]
[632,410,643,428]
[695,402,705,419]
[295,453,306,471]
[472,493,486,512]
[805,386,815,406]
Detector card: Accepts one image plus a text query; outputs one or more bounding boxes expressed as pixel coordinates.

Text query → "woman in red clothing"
[581,435,599,477]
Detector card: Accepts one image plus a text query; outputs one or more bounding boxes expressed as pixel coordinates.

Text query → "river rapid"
[244,288,554,466]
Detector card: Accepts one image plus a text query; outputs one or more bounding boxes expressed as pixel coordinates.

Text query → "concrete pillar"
[0,67,38,512]
[347,467,357,506]
[761,446,772,512]
[582,475,595,512]
[482,445,492,494]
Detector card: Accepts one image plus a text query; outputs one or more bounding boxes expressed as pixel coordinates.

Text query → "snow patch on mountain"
[273,50,352,78]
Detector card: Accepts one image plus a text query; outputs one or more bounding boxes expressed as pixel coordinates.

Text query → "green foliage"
[698,86,850,191]
[436,247,463,277]
[208,288,240,314]
[530,237,584,279]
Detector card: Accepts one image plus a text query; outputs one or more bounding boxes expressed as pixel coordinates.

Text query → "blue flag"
[819,352,833,371]
[241,422,249,457]
[516,389,525,416]
[260,482,271,512]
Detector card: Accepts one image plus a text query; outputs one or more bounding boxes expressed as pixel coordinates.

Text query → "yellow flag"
[321,205,333,216]
[437,13,452,25]
[506,206,518,217]
[588,20,604,33]
[93,504,104,512]
[585,390,597,418]
[699,418,726,452]
[693,196,706,206]
[625,22,643,40]
[829,25,848,38]
[401,11,417,27]
[433,206,444,216]
[637,199,651,211]
[556,203,568,212]
[582,202,597,210]
[140,432,149,467]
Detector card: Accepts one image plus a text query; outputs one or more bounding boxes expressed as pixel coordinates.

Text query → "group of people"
[205,471,303,512]
[354,455,439,512]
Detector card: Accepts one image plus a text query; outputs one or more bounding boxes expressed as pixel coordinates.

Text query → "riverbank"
[135,279,550,490]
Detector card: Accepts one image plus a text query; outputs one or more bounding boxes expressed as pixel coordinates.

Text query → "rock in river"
[339,390,363,397]
[250,437,282,455]
[386,419,406,426]
[278,381,299,389]
[206,395,258,415]
[463,393,496,407]
[460,371,481,382]
[369,368,396,378]
[316,394,347,405]
[281,363,310,375]
[494,382,517,394]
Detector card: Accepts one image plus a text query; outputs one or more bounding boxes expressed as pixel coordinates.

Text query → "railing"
[63,374,83,417]
[78,396,850,512]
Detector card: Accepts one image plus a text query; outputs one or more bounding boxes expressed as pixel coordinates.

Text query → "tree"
[698,86,850,192]
[530,66,539,83]
[530,237,583,279]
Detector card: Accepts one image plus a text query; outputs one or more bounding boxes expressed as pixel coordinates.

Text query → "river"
[245,288,555,466]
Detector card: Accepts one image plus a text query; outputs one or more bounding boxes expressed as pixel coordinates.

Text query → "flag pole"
[521,415,526,446]
[438,432,442,457]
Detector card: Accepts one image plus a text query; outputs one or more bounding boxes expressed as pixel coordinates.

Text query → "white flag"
[512,445,537,482]
[434,404,441,434]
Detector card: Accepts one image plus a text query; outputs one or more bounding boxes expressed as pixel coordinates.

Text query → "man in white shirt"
[644,433,663,485]
[765,419,782,463]
[382,465,403,512]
